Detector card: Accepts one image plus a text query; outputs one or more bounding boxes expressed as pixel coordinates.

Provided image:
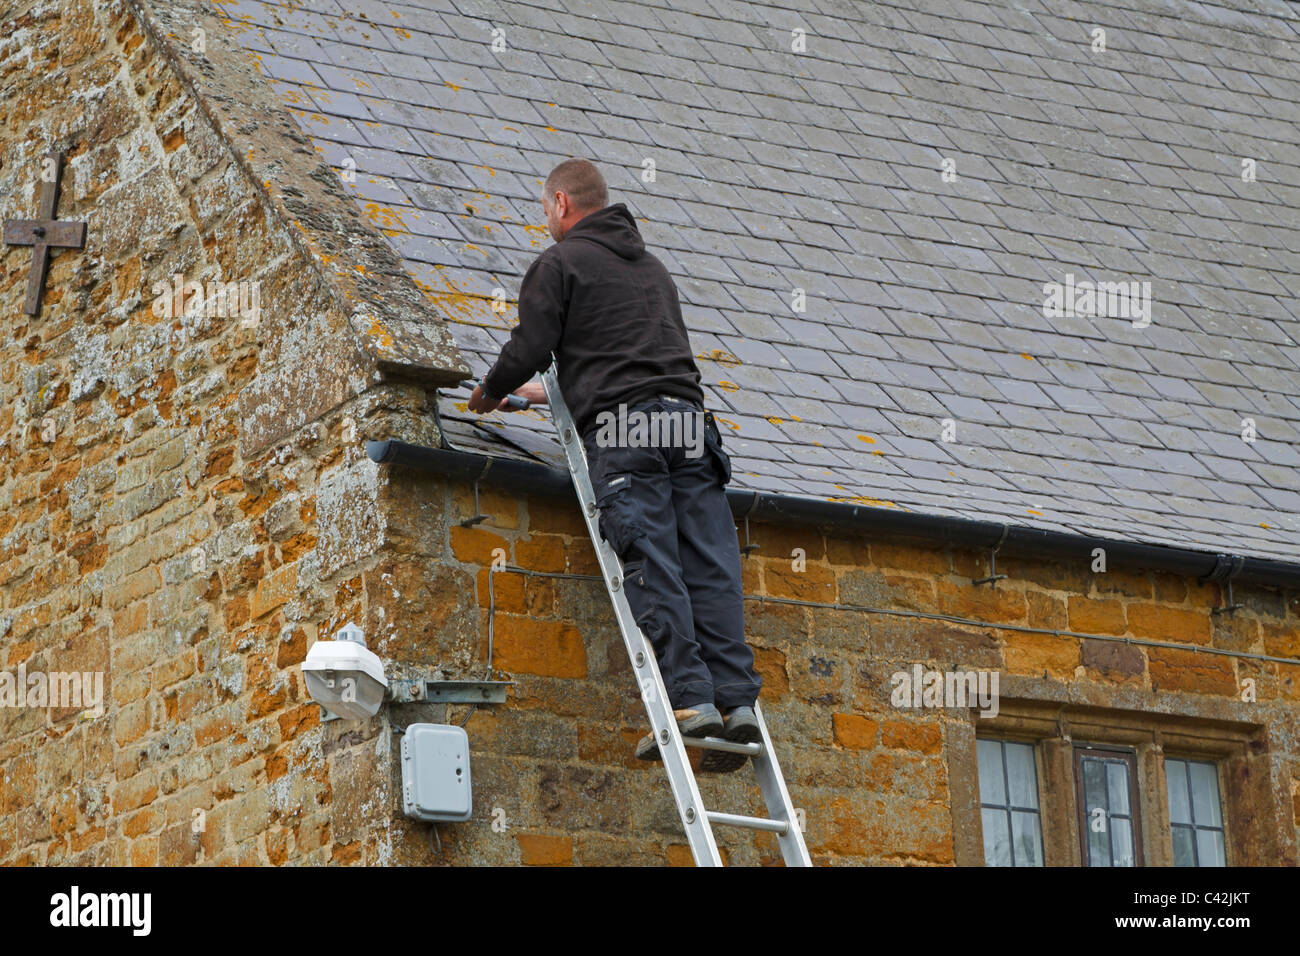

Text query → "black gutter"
[366,439,1300,591]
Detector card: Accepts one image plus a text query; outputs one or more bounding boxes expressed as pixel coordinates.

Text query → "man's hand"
[467,381,548,414]
[513,381,547,406]
[467,384,506,413]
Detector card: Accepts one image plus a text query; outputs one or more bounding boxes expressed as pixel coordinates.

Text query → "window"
[1165,758,1226,867]
[1074,744,1143,866]
[977,738,1044,866]
[956,701,1264,866]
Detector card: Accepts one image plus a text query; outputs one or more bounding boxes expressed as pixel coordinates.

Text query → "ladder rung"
[682,735,762,756]
[706,810,789,835]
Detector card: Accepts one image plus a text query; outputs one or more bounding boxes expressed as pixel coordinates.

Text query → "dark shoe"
[700,705,761,774]
[635,703,724,761]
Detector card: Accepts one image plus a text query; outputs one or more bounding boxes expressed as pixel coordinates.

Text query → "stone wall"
[372,467,1300,866]
[0,0,461,865]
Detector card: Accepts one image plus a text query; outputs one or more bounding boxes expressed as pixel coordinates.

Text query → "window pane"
[1111,816,1135,867]
[1172,826,1197,867]
[977,739,1005,805]
[1088,817,1112,867]
[1166,759,1191,825]
[1189,762,1222,827]
[1082,757,1108,813]
[1005,742,1038,809]
[1107,762,1130,816]
[1082,759,1112,869]
[1011,810,1043,866]
[1196,828,1226,867]
[982,808,1011,866]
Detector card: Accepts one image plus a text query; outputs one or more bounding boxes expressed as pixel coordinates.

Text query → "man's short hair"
[545,158,608,214]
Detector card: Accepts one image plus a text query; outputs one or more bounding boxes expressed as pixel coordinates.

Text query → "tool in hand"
[463,378,530,410]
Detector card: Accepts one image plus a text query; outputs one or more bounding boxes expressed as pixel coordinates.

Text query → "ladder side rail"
[751,701,813,866]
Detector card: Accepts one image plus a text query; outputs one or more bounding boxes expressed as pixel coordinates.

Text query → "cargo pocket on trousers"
[703,414,732,487]
[621,557,658,632]
[594,472,644,559]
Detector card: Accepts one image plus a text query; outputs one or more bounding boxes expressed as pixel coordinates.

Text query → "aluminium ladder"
[539,364,812,867]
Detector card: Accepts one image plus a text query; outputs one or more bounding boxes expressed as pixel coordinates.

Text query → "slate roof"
[212,0,1300,564]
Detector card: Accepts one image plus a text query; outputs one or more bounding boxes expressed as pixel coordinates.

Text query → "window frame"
[976,737,1046,867]
[1072,743,1144,867]
[1164,755,1228,867]
[950,698,1264,867]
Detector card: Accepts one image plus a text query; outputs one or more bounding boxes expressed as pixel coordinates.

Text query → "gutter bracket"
[459,459,494,527]
[738,491,761,558]
[972,523,1010,586]
[1202,553,1246,616]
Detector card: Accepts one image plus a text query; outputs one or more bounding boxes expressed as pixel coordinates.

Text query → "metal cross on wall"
[2,150,87,316]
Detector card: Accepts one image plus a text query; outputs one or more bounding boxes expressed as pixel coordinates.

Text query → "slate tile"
[224,0,1300,562]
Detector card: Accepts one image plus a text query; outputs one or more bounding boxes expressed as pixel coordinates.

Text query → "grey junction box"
[401,723,472,822]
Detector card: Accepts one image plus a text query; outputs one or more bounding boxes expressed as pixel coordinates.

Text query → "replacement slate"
[212,0,1300,564]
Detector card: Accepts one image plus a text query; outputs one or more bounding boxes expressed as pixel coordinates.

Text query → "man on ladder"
[467,158,762,773]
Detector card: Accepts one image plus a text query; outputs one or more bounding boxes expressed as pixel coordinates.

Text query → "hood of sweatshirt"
[560,202,645,260]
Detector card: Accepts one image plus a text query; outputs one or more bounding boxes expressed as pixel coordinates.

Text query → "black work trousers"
[581,396,761,711]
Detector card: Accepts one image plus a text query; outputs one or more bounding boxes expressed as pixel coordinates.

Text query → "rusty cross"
[2,150,86,316]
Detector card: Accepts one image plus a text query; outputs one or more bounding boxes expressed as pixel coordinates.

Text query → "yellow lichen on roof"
[828,492,900,508]
[413,274,503,325]
[717,381,739,391]
[698,348,741,367]
[716,417,740,431]
[220,15,254,35]
[857,434,876,444]
[362,203,409,231]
